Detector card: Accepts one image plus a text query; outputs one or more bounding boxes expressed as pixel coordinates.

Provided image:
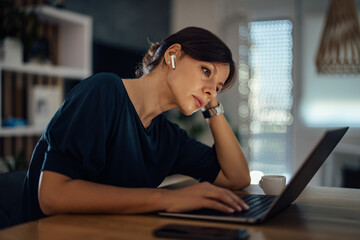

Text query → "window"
[241,20,294,183]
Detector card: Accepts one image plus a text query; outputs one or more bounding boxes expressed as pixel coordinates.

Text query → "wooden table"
[0,185,359,240]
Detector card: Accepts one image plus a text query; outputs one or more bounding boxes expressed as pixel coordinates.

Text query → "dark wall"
[64,41,144,95]
[92,41,144,78]
[63,0,170,79]
[64,0,171,50]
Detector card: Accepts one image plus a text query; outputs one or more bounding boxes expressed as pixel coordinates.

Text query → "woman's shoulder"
[71,72,124,94]
[85,72,123,88]
[63,72,127,106]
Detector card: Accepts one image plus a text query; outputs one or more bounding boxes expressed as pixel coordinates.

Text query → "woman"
[11,27,250,226]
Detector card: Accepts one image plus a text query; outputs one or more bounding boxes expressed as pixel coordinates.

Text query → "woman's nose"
[203,86,217,98]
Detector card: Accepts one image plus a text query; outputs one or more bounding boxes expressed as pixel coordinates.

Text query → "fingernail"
[236,205,242,211]
[228,208,235,213]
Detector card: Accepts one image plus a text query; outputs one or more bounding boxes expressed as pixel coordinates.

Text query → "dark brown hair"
[136,27,235,91]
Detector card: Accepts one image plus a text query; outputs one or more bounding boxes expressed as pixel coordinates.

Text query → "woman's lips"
[192,95,203,108]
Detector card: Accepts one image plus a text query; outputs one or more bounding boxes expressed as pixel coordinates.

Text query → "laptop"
[159,127,349,224]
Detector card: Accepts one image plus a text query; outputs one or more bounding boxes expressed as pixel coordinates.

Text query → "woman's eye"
[216,87,220,93]
[202,67,211,77]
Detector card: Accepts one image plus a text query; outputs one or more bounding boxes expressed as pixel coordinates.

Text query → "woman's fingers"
[201,199,236,213]
[208,187,248,212]
[222,188,249,211]
[196,182,249,211]
[164,182,250,213]
[235,195,249,210]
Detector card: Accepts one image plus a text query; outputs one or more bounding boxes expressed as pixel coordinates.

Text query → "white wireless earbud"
[170,55,176,69]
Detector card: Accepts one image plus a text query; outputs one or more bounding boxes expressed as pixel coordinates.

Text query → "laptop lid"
[262,127,349,221]
[159,127,349,224]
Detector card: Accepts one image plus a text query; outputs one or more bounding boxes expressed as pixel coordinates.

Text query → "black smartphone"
[153,223,249,240]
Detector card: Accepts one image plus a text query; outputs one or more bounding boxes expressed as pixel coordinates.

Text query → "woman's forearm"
[38,171,167,215]
[207,110,250,189]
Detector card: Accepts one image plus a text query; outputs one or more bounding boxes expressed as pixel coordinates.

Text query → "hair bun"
[136,42,161,77]
[148,42,161,58]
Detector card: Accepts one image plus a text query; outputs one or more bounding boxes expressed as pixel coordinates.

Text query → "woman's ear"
[164,43,182,66]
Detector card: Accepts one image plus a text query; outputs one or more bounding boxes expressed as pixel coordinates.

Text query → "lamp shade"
[315,0,360,74]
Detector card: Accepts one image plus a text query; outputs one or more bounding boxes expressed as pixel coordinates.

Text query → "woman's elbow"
[230,174,251,190]
[38,171,70,215]
[241,176,251,189]
[38,187,59,216]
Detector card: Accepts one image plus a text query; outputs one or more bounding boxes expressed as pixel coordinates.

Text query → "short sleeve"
[169,128,221,183]
[42,73,122,180]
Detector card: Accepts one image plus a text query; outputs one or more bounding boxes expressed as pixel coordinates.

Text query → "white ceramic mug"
[259,175,286,195]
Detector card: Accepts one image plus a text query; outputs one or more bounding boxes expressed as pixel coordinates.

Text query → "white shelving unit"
[0,6,93,137]
[0,62,89,79]
[34,5,92,77]
[0,126,44,137]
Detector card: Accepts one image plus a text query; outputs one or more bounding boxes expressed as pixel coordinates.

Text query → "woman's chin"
[180,107,199,116]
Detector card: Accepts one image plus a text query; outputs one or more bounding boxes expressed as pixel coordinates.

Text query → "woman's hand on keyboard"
[162,182,250,213]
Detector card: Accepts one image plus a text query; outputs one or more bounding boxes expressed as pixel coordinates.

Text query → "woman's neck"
[122,68,176,128]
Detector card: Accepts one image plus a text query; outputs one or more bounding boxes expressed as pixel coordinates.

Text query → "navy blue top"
[10,72,220,226]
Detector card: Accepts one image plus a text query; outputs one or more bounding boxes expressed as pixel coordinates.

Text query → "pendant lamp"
[315,0,360,74]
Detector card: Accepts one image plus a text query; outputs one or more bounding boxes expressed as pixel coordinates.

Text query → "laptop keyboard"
[186,194,276,218]
[235,194,276,217]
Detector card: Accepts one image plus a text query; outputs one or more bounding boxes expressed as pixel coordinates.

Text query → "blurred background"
[1,0,359,188]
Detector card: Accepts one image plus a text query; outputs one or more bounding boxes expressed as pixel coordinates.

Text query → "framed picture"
[28,85,63,127]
